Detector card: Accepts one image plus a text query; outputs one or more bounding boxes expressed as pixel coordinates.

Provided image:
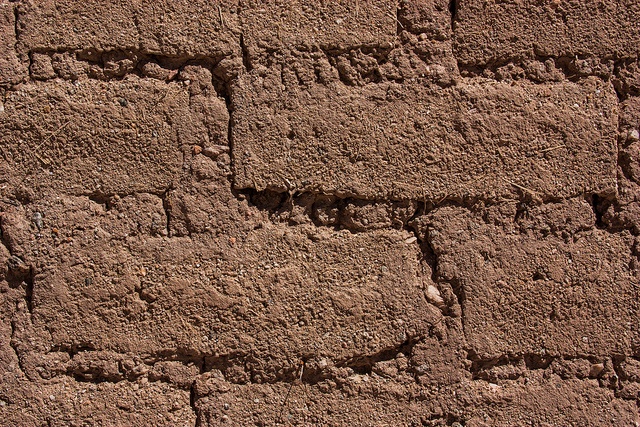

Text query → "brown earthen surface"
[1,1,639,426]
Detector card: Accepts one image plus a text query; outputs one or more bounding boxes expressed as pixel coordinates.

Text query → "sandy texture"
[1,0,639,426]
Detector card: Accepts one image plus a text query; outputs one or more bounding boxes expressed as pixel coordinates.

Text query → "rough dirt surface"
[0,1,639,426]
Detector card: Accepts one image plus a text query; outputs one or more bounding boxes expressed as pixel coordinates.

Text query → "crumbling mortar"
[466,351,640,397]
[8,318,26,376]
[453,50,624,87]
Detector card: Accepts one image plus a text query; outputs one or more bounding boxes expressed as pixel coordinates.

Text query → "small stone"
[223,403,230,410]
[49,395,56,401]
[167,69,179,81]
[629,129,640,142]
[589,363,605,377]
[32,212,43,230]
[192,145,203,155]
[404,236,417,244]
[202,145,230,159]
[118,98,128,107]
[7,256,29,275]
[425,284,445,308]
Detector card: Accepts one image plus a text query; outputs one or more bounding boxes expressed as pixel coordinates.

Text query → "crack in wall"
[42,345,205,385]
[3,227,33,377]
[9,316,26,376]
[12,3,19,57]
[466,351,640,400]
[26,48,226,83]
[30,339,427,390]
[239,33,251,72]
[160,188,173,238]
[448,0,457,29]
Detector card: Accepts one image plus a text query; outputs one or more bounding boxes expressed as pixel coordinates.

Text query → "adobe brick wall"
[1,1,639,425]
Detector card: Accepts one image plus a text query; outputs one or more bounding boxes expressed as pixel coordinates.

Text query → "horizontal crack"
[466,351,640,398]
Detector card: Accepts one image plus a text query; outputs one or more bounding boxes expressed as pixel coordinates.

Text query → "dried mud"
[1,1,639,426]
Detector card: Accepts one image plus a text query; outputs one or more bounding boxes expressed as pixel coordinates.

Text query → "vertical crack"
[190,380,201,427]
[448,0,458,29]
[221,83,235,188]
[239,33,252,72]
[590,193,612,229]
[9,317,27,375]
[161,188,172,238]
[24,267,34,315]
[395,3,403,36]
[13,3,20,50]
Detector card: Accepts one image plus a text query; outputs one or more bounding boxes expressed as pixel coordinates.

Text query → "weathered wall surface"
[1,1,639,425]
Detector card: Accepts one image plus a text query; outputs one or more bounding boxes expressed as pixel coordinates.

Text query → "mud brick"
[426,205,639,358]
[398,0,452,38]
[0,78,195,196]
[456,377,639,426]
[26,214,438,374]
[193,376,430,425]
[454,0,640,68]
[137,0,240,57]
[18,0,239,57]
[240,0,396,53]
[0,1,26,85]
[18,0,140,53]
[0,377,194,427]
[232,74,618,200]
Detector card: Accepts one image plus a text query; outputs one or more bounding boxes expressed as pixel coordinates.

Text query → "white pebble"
[426,285,445,308]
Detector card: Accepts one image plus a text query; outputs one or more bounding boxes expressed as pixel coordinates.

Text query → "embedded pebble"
[202,145,230,159]
[32,212,44,230]
[7,255,29,274]
[589,363,604,377]
[425,284,445,308]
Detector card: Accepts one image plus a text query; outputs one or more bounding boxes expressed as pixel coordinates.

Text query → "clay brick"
[18,0,140,53]
[454,0,640,68]
[609,97,640,232]
[137,0,240,57]
[398,0,452,38]
[15,192,438,374]
[0,1,26,85]
[240,0,396,53]
[191,370,638,426]
[232,75,618,200]
[193,375,431,425]
[457,377,638,426]
[0,78,194,196]
[18,0,239,57]
[424,205,639,358]
[614,60,640,98]
[0,377,194,427]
